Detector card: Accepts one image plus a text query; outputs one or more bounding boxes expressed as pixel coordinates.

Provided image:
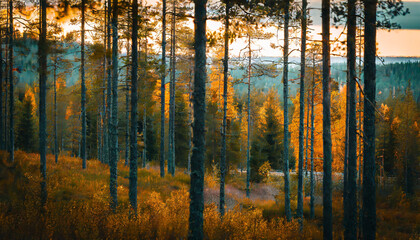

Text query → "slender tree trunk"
[357,19,363,238]
[160,0,167,178]
[101,2,107,163]
[109,0,119,212]
[188,0,207,238]
[322,0,333,236]
[105,0,112,165]
[362,0,377,238]
[143,108,147,168]
[125,42,130,167]
[142,32,148,169]
[345,0,358,237]
[283,0,292,222]
[245,33,251,199]
[310,58,315,219]
[219,0,229,217]
[187,70,193,174]
[81,0,87,169]
[39,0,48,208]
[305,93,310,177]
[129,0,139,213]
[297,0,307,227]
[168,0,176,176]
[0,28,4,151]
[54,57,58,163]
[4,17,7,153]
[8,0,14,162]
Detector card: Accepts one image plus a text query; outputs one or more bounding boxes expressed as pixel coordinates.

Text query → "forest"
[0,0,419,239]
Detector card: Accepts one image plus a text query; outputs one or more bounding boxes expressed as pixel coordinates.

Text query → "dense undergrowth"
[0,151,418,239]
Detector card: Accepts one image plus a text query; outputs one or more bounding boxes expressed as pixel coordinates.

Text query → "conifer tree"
[39,0,48,208]
[322,0,333,237]
[188,0,206,238]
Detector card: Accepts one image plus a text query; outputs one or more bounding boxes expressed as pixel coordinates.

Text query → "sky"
[151,0,420,57]
[56,0,420,57]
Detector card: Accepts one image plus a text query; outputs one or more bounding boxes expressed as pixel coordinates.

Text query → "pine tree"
[81,0,87,169]
[109,0,119,212]
[283,0,292,222]
[129,0,139,213]
[344,0,358,237]
[322,0,333,237]
[160,0,167,178]
[297,0,308,227]
[8,0,14,162]
[39,0,48,208]
[188,0,206,238]
[16,92,35,152]
[362,0,377,237]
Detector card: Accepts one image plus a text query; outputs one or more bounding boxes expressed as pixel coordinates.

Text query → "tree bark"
[283,0,292,222]
[0,27,3,151]
[188,0,207,238]
[322,0,333,237]
[125,42,130,167]
[109,0,119,212]
[104,0,112,165]
[310,57,315,219]
[344,0,358,237]
[219,0,229,217]
[160,0,167,178]
[245,32,251,199]
[81,0,87,169]
[8,0,14,162]
[129,0,139,213]
[168,0,176,176]
[362,0,377,238]
[297,0,307,227]
[54,55,58,163]
[39,0,48,208]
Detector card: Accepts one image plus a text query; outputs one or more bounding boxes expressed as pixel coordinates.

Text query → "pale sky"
[149,0,420,57]
[59,0,420,57]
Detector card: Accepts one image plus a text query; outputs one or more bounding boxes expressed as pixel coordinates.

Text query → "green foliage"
[174,90,190,168]
[15,92,36,152]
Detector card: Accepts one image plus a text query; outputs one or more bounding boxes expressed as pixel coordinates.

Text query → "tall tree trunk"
[362,0,377,238]
[219,0,229,217]
[168,0,176,176]
[142,31,148,168]
[129,0,139,213]
[39,0,48,208]
[105,0,112,165]
[125,42,130,167]
[343,67,350,235]
[101,1,107,164]
[54,56,58,163]
[143,108,147,168]
[0,27,3,151]
[188,0,207,238]
[310,57,315,219]
[8,0,14,162]
[4,17,8,153]
[297,0,307,227]
[344,0,358,237]
[283,0,292,222]
[305,93,310,177]
[322,0,333,236]
[245,32,251,199]
[160,0,167,178]
[187,70,193,174]
[110,0,119,212]
[81,0,87,169]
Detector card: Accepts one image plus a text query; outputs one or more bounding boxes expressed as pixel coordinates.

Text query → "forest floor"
[0,151,419,239]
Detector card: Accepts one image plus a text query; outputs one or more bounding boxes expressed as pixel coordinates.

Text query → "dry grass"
[0,151,417,239]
